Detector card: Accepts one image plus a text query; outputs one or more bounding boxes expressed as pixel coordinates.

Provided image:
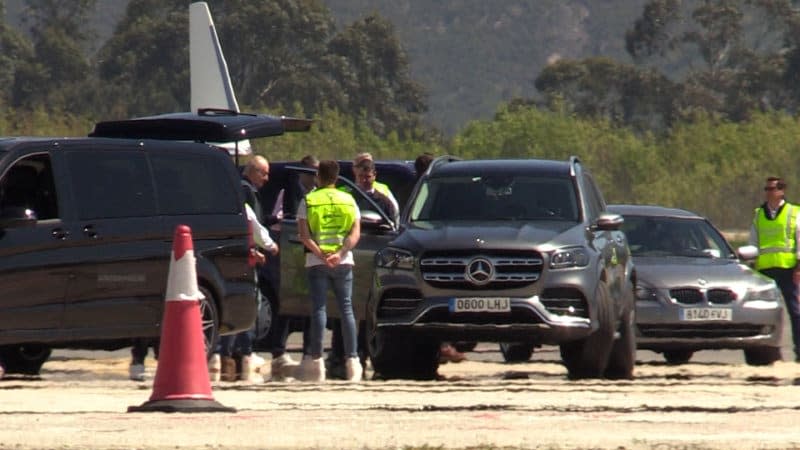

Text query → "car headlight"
[375,247,415,270]
[635,282,659,302]
[742,283,782,303]
[550,246,589,269]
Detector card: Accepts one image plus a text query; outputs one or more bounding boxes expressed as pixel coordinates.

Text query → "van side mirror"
[0,207,38,228]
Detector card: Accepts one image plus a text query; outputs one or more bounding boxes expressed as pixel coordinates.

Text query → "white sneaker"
[240,355,263,384]
[250,353,267,372]
[270,354,299,381]
[128,363,146,381]
[294,355,325,382]
[345,357,363,382]
[208,354,221,382]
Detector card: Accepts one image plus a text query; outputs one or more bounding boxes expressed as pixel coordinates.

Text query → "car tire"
[499,342,534,363]
[663,350,693,365]
[560,280,615,379]
[367,312,439,380]
[604,284,636,380]
[744,346,782,366]
[198,285,220,360]
[0,344,52,375]
[453,341,477,353]
[253,291,273,343]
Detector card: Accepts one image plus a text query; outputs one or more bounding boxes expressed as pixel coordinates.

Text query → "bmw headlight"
[635,282,659,302]
[375,247,415,270]
[742,283,782,303]
[550,246,589,269]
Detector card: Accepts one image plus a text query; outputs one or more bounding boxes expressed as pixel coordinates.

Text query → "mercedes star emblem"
[465,257,494,286]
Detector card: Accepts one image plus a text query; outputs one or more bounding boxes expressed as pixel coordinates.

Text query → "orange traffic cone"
[128,225,234,413]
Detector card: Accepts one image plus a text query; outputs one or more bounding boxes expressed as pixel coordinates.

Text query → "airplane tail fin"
[189,1,251,156]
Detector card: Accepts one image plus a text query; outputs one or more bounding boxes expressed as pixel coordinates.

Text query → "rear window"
[151,153,239,215]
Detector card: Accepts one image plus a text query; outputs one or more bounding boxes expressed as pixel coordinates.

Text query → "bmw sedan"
[608,205,784,366]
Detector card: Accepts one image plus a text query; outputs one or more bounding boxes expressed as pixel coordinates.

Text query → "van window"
[0,154,59,220]
[151,153,239,215]
[66,151,157,219]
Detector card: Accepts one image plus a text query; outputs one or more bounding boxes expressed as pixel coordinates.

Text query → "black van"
[0,110,310,375]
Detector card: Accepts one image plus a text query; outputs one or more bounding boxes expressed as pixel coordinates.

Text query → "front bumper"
[635,300,784,350]
[377,295,593,345]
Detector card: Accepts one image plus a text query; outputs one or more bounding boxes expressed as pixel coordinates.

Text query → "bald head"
[244,155,270,188]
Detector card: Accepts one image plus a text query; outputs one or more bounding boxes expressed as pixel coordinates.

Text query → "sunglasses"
[764,186,779,191]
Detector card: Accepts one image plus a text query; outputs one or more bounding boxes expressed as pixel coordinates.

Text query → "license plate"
[450,297,511,313]
[680,308,732,321]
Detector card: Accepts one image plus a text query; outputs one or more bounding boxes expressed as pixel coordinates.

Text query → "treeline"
[4,102,797,231]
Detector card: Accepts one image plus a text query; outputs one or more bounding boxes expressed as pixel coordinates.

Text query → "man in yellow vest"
[749,176,800,362]
[295,160,362,382]
[350,152,399,218]
[327,152,400,378]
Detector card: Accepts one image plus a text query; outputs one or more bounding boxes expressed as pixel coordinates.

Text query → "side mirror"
[361,209,393,233]
[737,245,759,261]
[594,213,624,231]
[0,207,37,228]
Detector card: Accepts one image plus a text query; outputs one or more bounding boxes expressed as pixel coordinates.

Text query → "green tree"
[0,0,33,107]
[12,0,96,110]
[325,13,428,138]
[96,0,188,118]
[625,0,796,121]
[207,0,336,114]
[534,57,680,131]
[95,0,431,139]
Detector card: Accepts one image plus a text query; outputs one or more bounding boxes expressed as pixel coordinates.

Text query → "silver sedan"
[608,204,784,365]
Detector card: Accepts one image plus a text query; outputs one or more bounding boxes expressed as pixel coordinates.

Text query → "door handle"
[51,228,69,240]
[83,225,97,238]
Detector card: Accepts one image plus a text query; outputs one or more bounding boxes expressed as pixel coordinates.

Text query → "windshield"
[621,215,735,258]
[409,175,579,222]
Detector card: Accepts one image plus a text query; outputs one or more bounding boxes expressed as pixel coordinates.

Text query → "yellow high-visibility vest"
[754,203,797,270]
[305,188,356,253]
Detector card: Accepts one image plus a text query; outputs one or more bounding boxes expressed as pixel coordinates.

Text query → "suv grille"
[420,250,543,290]
[669,288,736,305]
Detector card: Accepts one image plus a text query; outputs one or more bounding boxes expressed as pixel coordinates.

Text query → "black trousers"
[761,267,800,359]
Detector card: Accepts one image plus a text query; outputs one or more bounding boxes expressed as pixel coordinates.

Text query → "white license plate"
[680,308,732,321]
[450,297,511,313]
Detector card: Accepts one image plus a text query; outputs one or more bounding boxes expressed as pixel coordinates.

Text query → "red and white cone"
[128,225,234,413]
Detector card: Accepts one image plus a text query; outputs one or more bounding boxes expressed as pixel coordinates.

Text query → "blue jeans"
[307,264,357,359]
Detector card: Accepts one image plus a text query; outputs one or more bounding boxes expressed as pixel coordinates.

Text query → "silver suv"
[366,157,637,380]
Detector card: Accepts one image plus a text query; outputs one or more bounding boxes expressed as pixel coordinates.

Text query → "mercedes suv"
[366,156,637,380]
